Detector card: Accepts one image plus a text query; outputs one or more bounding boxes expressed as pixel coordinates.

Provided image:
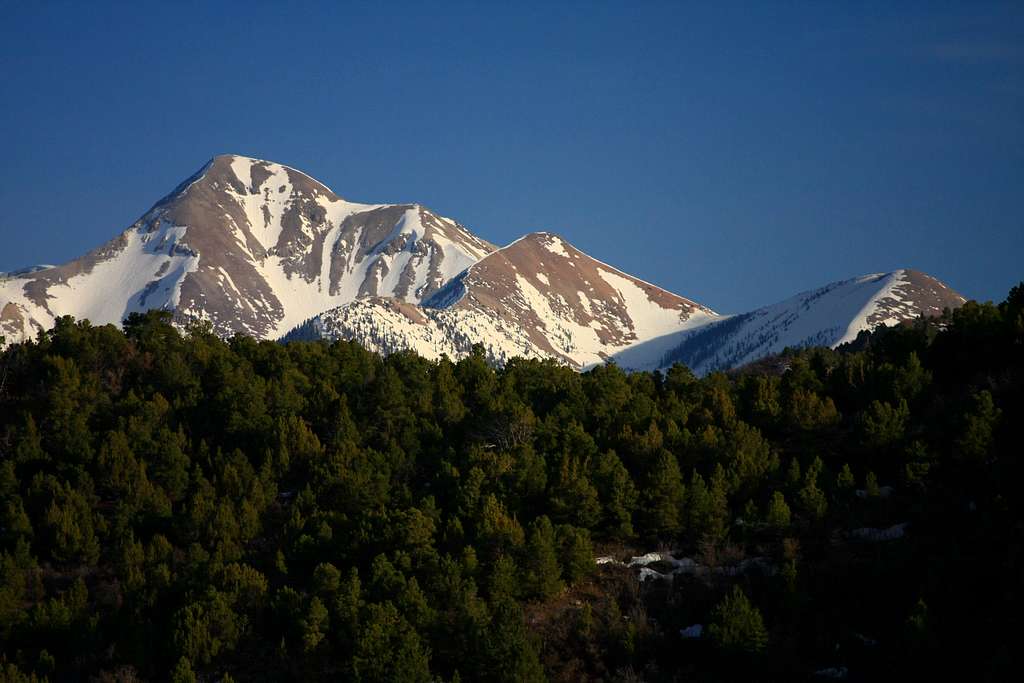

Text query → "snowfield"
[659,269,965,375]
[0,155,965,373]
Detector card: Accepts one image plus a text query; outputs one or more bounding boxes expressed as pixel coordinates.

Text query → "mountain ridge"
[0,154,496,342]
[1,155,966,373]
[656,268,966,375]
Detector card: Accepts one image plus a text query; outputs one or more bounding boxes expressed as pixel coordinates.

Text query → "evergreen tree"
[487,554,519,601]
[351,602,432,683]
[836,463,855,493]
[523,516,563,600]
[637,449,684,539]
[861,399,910,450]
[707,585,768,655]
[864,471,880,497]
[478,495,525,558]
[765,491,791,530]
[797,458,828,521]
[548,453,601,528]
[592,449,638,538]
[785,457,801,490]
[685,470,711,536]
[480,598,546,683]
[556,525,594,584]
[956,390,1001,462]
[706,464,731,542]
[170,657,197,683]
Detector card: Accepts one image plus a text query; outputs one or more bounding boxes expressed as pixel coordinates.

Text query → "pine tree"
[785,458,801,490]
[170,657,197,683]
[956,390,1001,462]
[638,449,684,539]
[765,491,791,530]
[685,470,711,536]
[523,516,563,600]
[549,453,601,528]
[903,440,934,487]
[861,399,910,450]
[556,525,594,584]
[333,568,363,653]
[592,450,638,539]
[798,470,828,521]
[478,495,525,558]
[864,471,880,497]
[707,464,730,542]
[351,602,432,682]
[836,463,855,492]
[480,598,546,683]
[707,585,768,655]
[302,597,330,653]
[488,554,519,601]
[434,358,467,425]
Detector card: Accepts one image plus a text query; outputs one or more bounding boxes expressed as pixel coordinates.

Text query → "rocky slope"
[1,155,966,374]
[287,232,718,369]
[293,266,965,373]
[657,269,966,375]
[0,155,495,343]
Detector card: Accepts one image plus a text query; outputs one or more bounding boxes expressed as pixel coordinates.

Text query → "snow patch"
[679,624,703,639]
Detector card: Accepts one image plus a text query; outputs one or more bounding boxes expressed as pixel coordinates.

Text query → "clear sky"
[1,1,1020,312]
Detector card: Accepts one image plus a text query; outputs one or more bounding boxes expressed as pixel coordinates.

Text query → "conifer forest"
[1,285,1021,682]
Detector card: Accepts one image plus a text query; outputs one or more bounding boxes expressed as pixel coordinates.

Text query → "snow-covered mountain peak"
[1,157,967,376]
[0,155,497,345]
[659,268,966,375]
[328,230,720,369]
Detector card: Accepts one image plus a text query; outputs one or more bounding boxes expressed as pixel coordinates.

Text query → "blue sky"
[1,1,1020,312]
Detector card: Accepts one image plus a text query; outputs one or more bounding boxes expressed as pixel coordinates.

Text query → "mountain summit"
[289,231,717,368]
[1,155,965,372]
[0,155,494,342]
[657,269,966,374]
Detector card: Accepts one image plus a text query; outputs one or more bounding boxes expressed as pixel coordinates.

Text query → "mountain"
[1,155,966,373]
[658,269,966,375]
[0,155,494,343]
[292,265,965,373]
[286,232,718,368]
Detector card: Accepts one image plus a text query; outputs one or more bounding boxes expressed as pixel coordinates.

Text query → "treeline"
[0,284,1021,682]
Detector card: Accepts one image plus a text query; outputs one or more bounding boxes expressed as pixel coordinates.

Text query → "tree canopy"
[0,286,1022,681]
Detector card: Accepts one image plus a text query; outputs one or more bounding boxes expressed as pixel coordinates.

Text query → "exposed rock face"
[430,232,717,366]
[287,232,718,369]
[0,301,43,343]
[0,155,495,342]
[294,266,965,373]
[660,269,967,375]
[1,155,966,374]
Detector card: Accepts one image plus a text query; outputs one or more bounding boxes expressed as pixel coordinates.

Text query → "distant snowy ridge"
[659,269,966,375]
[294,266,964,373]
[293,232,718,370]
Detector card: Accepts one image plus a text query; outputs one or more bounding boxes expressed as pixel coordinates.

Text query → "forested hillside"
[1,285,1021,682]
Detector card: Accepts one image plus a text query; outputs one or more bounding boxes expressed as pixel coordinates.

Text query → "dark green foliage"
[0,283,1020,680]
[956,390,1000,462]
[797,456,828,521]
[636,449,684,539]
[523,516,563,600]
[556,525,594,584]
[170,657,197,683]
[708,585,768,655]
[479,598,546,683]
[350,602,431,682]
[592,449,638,538]
[765,491,791,530]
